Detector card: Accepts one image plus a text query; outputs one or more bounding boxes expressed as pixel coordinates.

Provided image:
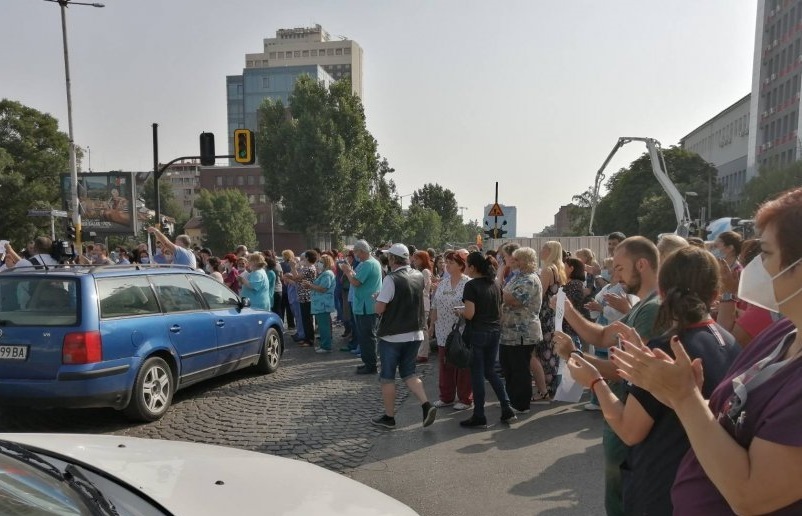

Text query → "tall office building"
[748,1,802,177]
[226,25,364,160]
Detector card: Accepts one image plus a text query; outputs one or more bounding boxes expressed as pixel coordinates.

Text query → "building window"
[311,49,318,56]
[302,50,309,57]
[216,176,223,186]
[247,175,255,186]
[335,48,343,55]
[259,176,265,185]
[277,52,284,59]
[184,188,192,196]
[226,176,234,186]
[262,77,269,88]
[285,52,292,58]
[248,194,256,204]
[259,194,266,204]
[344,47,351,55]
[259,213,268,224]
[326,48,334,56]
[237,176,245,186]
[294,51,300,58]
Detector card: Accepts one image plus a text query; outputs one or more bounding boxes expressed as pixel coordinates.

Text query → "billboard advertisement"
[61,172,137,235]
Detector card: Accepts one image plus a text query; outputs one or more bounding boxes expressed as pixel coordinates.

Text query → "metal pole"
[59,1,81,249]
[51,214,56,241]
[270,202,275,251]
[87,145,91,172]
[153,123,161,227]
[707,169,712,221]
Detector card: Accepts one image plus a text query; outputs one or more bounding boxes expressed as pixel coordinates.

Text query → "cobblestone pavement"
[0,329,431,473]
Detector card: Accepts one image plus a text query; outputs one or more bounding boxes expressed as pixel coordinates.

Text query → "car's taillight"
[62,332,102,364]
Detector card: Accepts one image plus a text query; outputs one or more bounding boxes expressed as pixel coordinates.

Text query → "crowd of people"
[2,185,801,514]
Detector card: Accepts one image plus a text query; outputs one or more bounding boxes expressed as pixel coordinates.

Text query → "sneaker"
[584,402,602,411]
[432,400,453,408]
[371,415,396,429]
[453,402,472,411]
[356,365,377,375]
[459,415,487,428]
[422,404,437,427]
[315,348,331,354]
[500,407,517,424]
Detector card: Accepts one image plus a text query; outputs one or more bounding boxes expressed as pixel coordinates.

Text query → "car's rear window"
[0,276,79,326]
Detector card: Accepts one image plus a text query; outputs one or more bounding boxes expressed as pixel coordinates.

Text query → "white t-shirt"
[14,254,59,269]
[376,266,426,343]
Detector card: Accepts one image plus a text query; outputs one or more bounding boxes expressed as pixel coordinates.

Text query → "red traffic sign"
[488,203,504,217]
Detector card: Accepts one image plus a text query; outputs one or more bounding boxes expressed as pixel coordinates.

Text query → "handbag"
[445,318,472,368]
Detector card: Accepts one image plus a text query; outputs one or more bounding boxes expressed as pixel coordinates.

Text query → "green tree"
[139,176,185,222]
[410,183,459,224]
[357,157,405,245]
[256,77,378,243]
[589,146,722,239]
[403,205,443,249]
[0,99,70,245]
[193,189,257,254]
[738,161,802,218]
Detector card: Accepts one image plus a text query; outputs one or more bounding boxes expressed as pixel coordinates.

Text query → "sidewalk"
[345,356,605,516]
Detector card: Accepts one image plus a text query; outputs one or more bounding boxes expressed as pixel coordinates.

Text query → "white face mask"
[738,254,802,313]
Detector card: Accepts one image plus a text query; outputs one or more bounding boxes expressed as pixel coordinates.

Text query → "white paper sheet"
[554,357,586,403]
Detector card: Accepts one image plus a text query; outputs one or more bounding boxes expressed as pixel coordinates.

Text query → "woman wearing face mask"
[138,251,151,265]
[613,186,802,515]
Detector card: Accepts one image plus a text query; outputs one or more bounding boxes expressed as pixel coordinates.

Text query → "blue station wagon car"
[0,264,284,421]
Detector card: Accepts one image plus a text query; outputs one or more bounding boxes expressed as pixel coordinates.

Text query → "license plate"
[0,345,28,360]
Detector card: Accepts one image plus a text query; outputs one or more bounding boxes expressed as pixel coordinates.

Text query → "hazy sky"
[2,0,756,236]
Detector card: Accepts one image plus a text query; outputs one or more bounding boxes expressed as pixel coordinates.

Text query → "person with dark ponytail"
[565,246,740,515]
[455,252,516,428]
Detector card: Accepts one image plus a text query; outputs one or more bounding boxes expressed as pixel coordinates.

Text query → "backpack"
[445,319,472,368]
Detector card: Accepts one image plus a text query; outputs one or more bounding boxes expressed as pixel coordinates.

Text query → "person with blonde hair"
[536,241,567,396]
[499,247,545,411]
[657,234,689,263]
[239,252,271,310]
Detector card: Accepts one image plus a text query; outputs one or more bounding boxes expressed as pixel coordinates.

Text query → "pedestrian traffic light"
[199,132,216,166]
[67,222,77,241]
[234,129,255,164]
[161,217,171,238]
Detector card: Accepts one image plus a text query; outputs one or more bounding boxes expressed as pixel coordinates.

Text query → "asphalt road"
[0,330,605,515]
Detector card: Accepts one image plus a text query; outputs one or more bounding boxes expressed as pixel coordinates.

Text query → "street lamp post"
[398,193,413,211]
[45,0,104,249]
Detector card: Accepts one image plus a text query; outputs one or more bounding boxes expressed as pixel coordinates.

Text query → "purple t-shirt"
[672,317,802,515]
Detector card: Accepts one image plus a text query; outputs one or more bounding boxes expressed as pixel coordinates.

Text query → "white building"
[244,24,363,97]
[680,94,750,203]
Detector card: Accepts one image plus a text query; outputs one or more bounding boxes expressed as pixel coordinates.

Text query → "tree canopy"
[193,188,257,255]
[0,99,70,245]
[580,146,722,239]
[738,161,802,218]
[256,77,378,243]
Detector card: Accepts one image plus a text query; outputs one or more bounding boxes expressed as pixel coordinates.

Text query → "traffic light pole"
[151,124,233,230]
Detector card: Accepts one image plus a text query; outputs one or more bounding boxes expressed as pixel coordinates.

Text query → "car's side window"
[150,275,204,313]
[97,277,160,318]
[191,275,240,310]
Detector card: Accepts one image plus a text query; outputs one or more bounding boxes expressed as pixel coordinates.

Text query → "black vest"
[377,267,426,337]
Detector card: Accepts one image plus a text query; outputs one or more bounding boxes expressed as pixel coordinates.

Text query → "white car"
[0,433,419,515]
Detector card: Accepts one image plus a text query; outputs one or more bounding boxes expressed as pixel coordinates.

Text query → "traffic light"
[67,222,77,241]
[234,129,255,164]
[199,132,216,166]
[161,217,171,238]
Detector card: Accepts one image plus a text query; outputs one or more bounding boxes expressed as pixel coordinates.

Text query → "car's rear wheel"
[255,327,281,374]
[124,357,174,422]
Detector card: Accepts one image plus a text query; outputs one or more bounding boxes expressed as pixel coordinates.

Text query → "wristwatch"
[721,292,736,302]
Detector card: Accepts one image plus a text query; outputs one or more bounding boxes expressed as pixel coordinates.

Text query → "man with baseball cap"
[370,243,437,429]
[340,239,383,374]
